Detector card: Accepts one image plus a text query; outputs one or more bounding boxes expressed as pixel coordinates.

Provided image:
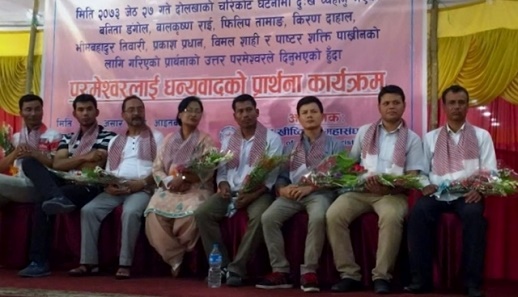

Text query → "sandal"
[68,265,99,277]
[115,266,131,280]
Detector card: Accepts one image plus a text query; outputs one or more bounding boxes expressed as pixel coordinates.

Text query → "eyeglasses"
[183,108,202,114]
[124,107,145,114]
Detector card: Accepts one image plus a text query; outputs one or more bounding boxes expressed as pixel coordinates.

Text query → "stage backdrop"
[42,0,426,147]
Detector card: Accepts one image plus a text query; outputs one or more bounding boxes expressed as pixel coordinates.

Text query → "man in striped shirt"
[18,94,116,278]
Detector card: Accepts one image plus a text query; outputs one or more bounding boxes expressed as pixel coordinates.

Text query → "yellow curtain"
[0,56,42,115]
[435,0,518,105]
[0,30,43,115]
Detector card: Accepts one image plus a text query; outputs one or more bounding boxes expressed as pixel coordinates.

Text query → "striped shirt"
[57,125,116,157]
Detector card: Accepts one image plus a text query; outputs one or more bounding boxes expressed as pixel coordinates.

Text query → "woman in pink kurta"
[144,96,214,276]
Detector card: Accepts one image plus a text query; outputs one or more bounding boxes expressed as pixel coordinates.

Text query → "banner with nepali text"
[43,0,426,147]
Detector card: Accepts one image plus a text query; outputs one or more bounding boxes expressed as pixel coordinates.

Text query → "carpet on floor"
[0,269,517,297]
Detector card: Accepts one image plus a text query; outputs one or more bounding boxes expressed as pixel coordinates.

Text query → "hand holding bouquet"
[226,151,288,218]
[434,169,518,197]
[375,173,423,189]
[241,153,288,193]
[299,152,365,189]
[187,147,234,185]
[300,152,424,193]
[51,166,125,186]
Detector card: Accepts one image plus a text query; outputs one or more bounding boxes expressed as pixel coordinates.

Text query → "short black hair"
[378,85,405,104]
[296,96,323,115]
[19,94,43,111]
[73,94,97,110]
[441,85,469,104]
[232,94,256,111]
[121,95,143,112]
[176,96,203,126]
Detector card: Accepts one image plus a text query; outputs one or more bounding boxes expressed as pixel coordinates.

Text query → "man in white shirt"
[68,95,163,279]
[406,85,495,297]
[326,85,424,294]
[195,94,283,287]
[0,94,60,206]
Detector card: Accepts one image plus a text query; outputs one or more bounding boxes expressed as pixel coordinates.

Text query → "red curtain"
[0,108,22,133]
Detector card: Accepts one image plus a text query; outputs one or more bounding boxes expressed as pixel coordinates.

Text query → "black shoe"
[331,278,362,292]
[226,271,243,287]
[373,279,391,294]
[404,283,432,294]
[42,196,76,215]
[467,287,484,297]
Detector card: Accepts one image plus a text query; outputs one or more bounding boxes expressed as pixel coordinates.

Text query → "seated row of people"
[0,84,493,297]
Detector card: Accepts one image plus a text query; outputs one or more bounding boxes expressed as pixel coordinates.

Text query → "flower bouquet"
[434,169,518,197]
[0,123,14,156]
[377,173,424,189]
[300,152,424,194]
[241,153,288,193]
[299,151,365,190]
[186,147,234,187]
[50,166,125,186]
[226,150,288,217]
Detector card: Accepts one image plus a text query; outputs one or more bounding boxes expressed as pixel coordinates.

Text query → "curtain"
[0,109,22,133]
[436,29,518,105]
[0,55,42,116]
[432,0,518,105]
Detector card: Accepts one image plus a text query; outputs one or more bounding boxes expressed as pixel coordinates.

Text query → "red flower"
[352,164,365,173]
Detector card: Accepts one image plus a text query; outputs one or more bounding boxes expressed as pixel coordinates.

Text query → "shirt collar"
[446,122,466,134]
[301,129,324,143]
[378,121,403,134]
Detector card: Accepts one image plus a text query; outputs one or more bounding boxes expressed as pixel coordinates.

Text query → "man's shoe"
[226,271,243,287]
[18,261,50,277]
[300,272,320,293]
[331,278,362,292]
[403,283,433,294]
[467,287,485,297]
[42,196,75,215]
[373,279,391,294]
[256,272,293,289]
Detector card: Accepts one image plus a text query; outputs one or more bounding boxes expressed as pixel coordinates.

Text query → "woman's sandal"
[68,265,99,277]
[115,266,131,280]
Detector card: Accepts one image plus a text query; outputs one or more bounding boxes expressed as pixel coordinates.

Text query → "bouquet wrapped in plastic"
[433,169,518,197]
[226,151,288,217]
[51,166,126,186]
[300,152,424,193]
[186,147,234,186]
[299,151,365,189]
[241,153,288,193]
[376,173,424,189]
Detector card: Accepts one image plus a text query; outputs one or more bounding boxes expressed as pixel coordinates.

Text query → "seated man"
[0,94,60,207]
[326,85,424,294]
[256,96,344,293]
[406,85,496,297]
[18,94,116,277]
[68,95,163,279]
[194,94,283,287]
